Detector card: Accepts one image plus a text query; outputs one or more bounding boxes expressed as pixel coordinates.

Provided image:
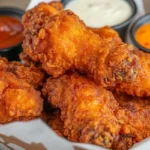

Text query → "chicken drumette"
[0,57,43,124]
[43,73,150,150]
[23,9,150,97]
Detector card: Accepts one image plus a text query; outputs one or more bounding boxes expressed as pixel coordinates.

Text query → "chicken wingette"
[43,72,150,150]
[0,57,43,124]
[23,9,150,96]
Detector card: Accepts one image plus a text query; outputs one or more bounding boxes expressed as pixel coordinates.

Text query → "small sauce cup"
[0,7,24,61]
[130,13,150,53]
[62,0,137,41]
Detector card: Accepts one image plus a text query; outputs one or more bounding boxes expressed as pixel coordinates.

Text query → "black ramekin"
[130,13,150,53]
[61,0,137,41]
[0,7,24,61]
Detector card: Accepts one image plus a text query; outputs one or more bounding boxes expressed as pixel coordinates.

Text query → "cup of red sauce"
[130,13,150,53]
[0,7,24,61]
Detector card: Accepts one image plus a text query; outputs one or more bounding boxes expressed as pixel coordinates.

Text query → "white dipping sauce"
[65,0,133,27]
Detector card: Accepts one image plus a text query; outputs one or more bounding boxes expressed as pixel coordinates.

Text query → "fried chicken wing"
[24,9,150,96]
[22,1,63,70]
[43,73,150,150]
[0,57,43,124]
[43,73,120,149]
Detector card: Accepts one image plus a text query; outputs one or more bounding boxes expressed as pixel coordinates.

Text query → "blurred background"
[0,0,149,13]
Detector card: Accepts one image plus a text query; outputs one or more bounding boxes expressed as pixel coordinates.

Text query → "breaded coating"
[114,92,150,107]
[22,1,63,28]
[88,26,122,43]
[22,1,63,74]
[49,1,63,11]
[43,73,120,149]
[114,49,150,96]
[43,73,150,150]
[0,57,43,124]
[113,92,150,150]
[8,61,44,89]
[20,52,34,65]
[0,72,43,124]
[23,10,148,96]
[91,26,150,97]
[0,57,44,89]
[0,57,8,70]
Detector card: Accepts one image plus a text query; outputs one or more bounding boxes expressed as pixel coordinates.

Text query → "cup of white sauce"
[62,0,137,41]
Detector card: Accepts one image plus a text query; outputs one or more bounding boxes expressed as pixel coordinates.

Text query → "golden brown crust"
[113,92,150,149]
[22,1,63,29]
[89,26,150,97]
[20,52,34,64]
[43,73,121,148]
[8,61,44,89]
[0,56,44,89]
[113,92,150,106]
[23,10,139,95]
[0,72,43,124]
[0,57,43,124]
[48,1,63,11]
[114,50,150,96]
[0,57,8,70]
[43,73,150,149]
[88,26,122,43]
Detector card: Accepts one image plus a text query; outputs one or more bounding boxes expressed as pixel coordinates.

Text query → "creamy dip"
[65,0,133,27]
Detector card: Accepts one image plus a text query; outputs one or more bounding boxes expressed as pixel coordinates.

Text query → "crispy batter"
[23,10,148,96]
[114,49,150,96]
[0,57,44,89]
[49,1,63,11]
[0,57,43,124]
[43,73,150,150]
[91,26,150,97]
[20,52,34,65]
[43,73,121,149]
[0,57,8,70]
[88,26,122,43]
[0,72,43,124]
[8,61,44,89]
[22,1,63,29]
[21,1,63,75]
[114,92,150,106]
[113,92,150,150]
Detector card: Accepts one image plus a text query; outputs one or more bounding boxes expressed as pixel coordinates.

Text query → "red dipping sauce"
[0,16,23,49]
